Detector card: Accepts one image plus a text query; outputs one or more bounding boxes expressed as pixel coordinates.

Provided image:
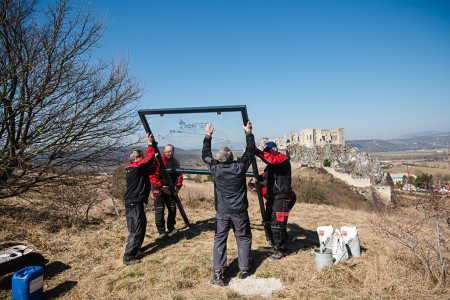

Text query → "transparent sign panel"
[138,106,249,173]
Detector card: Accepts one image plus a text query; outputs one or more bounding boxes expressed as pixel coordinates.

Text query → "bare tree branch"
[1,0,143,198]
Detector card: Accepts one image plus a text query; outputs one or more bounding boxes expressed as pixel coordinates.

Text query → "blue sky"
[92,0,450,141]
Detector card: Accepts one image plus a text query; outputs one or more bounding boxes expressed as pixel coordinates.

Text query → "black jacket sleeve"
[202,135,215,166]
[238,132,255,169]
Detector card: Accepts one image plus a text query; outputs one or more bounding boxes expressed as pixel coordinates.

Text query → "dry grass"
[384,164,450,177]
[1,169,449,299]
[292,167,377,211]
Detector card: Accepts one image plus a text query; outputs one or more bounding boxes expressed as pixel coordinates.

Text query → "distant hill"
[347,132,450,152]
[398,131,448,139]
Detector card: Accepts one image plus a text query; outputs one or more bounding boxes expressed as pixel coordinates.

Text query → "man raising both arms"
[202,121,255,285]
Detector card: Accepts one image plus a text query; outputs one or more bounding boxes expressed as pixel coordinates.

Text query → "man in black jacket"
[256,141,293,259]
[202,121,254,285]
[123,133,157,266]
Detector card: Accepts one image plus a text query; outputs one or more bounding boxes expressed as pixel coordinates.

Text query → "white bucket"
[314,248,333,270]
[316,225,334,251]
[340,226,361,258]
[332,229,349,264]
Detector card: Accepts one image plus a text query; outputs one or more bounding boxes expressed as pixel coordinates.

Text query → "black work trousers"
[265,196,291,251]
[123,202,147,262]
[154,193,177,233]
[213,211,252,272]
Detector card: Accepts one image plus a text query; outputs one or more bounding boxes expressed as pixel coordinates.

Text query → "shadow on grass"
[250,221,320,254]
[44,281,77,299]
[0,250,48,291]
[0,260,73,297]
[226,248,272,281]
[286,223,320,254]
[225,223,319,279]
[44,261,71,280]
[139,217,216,258]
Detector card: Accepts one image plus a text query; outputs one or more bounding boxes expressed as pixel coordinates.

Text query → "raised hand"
[205,123,214,136]
[243,121,252,133]
[147,133,154,145]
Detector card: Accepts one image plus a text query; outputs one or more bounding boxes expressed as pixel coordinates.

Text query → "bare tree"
[1,0,143,198]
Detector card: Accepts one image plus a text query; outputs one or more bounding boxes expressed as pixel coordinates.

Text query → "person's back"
[201,121,255,285]
[257,145,292,199]
[124,153,155,204]
[207,155,250,213]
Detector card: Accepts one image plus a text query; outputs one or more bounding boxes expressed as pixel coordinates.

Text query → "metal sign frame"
[138,105,266,234]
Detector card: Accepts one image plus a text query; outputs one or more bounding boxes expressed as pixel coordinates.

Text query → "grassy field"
[1,168,449,299]
[372,150,450,178]
[383,161,450,177]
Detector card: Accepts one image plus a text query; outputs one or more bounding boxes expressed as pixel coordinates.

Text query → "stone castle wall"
[295,128,345,147]
[259,128,345,150]
[287,143,391,204]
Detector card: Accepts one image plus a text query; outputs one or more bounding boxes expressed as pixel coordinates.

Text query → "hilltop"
[1,167,448,299]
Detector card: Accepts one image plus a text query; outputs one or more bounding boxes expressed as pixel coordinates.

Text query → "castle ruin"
[291,128,345,148]
[258,128,345,150]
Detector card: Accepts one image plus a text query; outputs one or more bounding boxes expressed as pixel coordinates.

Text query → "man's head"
[216,146,233,163]
[130,150,144,162]
[164,144,174,159]
[263,141,277,153]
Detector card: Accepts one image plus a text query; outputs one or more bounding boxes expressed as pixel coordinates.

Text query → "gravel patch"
[227,275,284,297]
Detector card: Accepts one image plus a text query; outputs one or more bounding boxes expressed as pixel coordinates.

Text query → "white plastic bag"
[341,226,361,258]
[317,225,334,252]
[332,229,348,264]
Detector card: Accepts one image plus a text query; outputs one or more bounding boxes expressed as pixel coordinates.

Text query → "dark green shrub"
[323,158,332,167]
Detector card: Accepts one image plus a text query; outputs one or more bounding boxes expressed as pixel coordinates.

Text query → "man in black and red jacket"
[150,144,183,239]
[123,133,157,266]
[256,141,294,259]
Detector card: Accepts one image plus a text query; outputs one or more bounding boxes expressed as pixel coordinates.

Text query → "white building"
[386,172,417,184]
[290,128,345,148]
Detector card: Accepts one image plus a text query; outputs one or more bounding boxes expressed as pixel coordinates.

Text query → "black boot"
[211,269,224,286]
[271,250,284,260]
[238,270,249,279]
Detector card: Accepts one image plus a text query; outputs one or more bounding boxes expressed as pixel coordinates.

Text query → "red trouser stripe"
[276,212,289,222]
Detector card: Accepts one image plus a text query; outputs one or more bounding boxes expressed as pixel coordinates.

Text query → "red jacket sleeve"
[261,185,267,198]
[149,159,163,187]
[256,149,289,165]
[176,172,183,188]
[135,145,156,168]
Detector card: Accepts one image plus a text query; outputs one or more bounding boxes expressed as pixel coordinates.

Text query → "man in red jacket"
[150,144,183,239]
[256,141,295,259]
[123,133,157,266]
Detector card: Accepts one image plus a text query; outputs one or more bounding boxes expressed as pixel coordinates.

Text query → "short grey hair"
[216,147,233,163]
[130,150,143,162]
[165,144,174,151]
